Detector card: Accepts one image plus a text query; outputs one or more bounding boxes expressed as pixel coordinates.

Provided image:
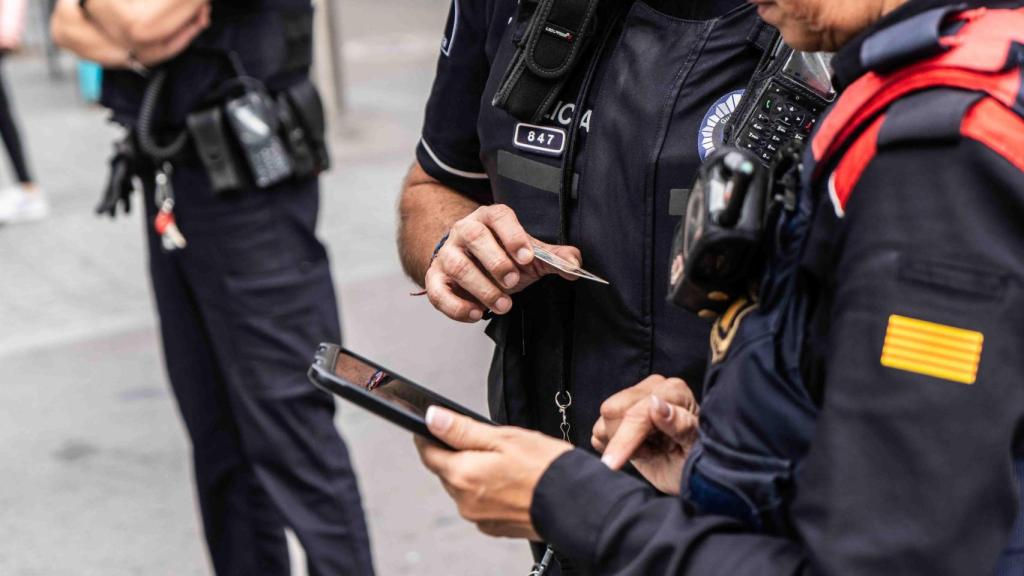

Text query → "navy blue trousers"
[145,164,374,576]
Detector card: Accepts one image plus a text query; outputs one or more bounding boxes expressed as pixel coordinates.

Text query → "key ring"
[555,391,572,410]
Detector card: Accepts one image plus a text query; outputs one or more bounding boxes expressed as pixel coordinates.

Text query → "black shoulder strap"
[491,0,602,123]
[876,88,984,148]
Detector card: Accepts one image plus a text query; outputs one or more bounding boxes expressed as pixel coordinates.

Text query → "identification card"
[532,242,609,285]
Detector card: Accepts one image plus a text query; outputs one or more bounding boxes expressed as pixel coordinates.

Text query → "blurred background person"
[0,0,45,223]
[1,1,537,573]
[51,1,375,575]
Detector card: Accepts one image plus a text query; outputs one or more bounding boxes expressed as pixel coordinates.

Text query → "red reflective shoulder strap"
[812,7,1024,169]
[961,98,1024,174]
[826,114,885,218]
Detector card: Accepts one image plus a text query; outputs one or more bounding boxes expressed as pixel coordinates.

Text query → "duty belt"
[96,8,326,217]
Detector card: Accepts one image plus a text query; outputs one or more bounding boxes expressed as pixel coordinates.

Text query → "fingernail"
[651,395,673,420]
[495,296,512,313]
[469,309,484,321]
[503,272,519,288]
[426,406,453,433]
[601,454,615,468]
[516,248,533,264]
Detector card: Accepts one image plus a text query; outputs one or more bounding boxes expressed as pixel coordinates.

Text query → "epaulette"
[876,88,984,149]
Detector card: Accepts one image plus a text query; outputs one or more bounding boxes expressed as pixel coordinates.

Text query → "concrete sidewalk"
[0,2,529,574]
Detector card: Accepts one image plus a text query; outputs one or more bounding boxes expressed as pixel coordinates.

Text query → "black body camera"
[668,149,768,316]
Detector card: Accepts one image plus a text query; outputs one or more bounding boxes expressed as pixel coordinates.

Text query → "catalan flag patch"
[880,315,984,385]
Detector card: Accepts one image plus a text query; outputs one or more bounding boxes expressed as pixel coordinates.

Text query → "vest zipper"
[555,2,629,443]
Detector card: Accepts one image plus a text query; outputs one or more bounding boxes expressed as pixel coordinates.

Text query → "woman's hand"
[415,407,573,540]
[591,375,699,495]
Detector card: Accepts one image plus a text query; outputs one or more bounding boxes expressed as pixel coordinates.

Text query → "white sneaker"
[0,186,49,223]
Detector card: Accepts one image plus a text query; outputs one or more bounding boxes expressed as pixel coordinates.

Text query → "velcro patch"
[880,315,984,385]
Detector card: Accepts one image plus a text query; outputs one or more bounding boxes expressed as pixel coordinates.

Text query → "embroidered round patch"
[698,89,745,162]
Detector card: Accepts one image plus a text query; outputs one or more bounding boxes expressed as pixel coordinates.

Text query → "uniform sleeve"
[790,132,1024,575]
[532,450,806,574]
[415,0,494,205]
[531,123,1024,574]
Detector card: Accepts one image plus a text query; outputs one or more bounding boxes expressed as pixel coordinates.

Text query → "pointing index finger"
[599,398,658,470]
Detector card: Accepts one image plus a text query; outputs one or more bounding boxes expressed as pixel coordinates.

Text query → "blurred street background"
[0,1,527,574]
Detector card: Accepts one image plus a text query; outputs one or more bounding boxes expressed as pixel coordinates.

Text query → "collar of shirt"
[831,0,1007,92]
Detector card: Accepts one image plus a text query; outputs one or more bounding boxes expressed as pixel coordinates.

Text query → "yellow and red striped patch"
[880,315,984,385]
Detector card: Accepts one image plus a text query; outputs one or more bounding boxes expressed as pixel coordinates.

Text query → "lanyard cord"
[530,8,625,576]
[554,0,623,446]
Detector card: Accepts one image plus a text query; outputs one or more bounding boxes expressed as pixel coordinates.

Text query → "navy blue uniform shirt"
[416,0,768,448]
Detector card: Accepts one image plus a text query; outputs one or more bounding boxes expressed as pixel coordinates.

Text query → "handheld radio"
[725,37,836,165]
[668,36,836,316]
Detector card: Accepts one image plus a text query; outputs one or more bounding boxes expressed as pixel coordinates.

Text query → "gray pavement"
[0,2,529,574]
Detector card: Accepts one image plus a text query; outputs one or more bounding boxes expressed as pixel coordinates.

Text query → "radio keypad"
[737,81,824,164]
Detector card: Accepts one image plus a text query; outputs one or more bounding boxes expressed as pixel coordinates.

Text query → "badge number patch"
[880,315,984,385]
[514,123,567,157]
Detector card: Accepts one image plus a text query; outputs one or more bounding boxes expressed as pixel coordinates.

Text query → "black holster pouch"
[280,80,330,174]
[491,0,602,123]
[187,106,245,193]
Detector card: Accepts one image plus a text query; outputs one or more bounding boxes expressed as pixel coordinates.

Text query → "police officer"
[51,2,374,575]
[398,2,770,569]
[415,0,1024,573]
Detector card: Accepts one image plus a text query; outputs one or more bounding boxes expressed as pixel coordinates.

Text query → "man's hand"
[415,407,572,540]
[591,375,699,495]
[51,0,209,68]
[82,0,208,47]
[132,4,210,66]
[425,204,582,323]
